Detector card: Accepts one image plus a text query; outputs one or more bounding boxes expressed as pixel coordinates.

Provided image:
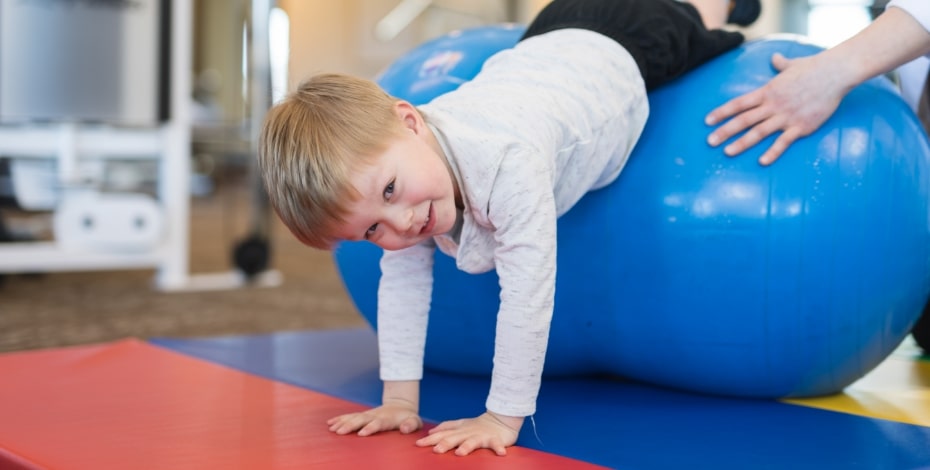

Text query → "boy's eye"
[383,180,395,200]
[365,223,379,239]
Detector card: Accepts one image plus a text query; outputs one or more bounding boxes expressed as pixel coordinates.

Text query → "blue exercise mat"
[152,328,930,469]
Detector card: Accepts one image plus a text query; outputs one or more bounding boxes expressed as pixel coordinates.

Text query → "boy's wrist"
[382,379,420,411]
[485,410,525,433]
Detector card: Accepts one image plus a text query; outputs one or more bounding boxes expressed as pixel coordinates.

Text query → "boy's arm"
[377,243,435,382]
[416,154,557,455]
[328,243,434,436]
[484,179,557,420]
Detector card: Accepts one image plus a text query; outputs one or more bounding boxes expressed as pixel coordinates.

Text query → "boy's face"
[336,103,459,251]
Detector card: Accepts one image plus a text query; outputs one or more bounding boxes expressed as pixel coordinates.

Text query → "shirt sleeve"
[377,242,435,381]
[484,151,558,417]
[888,0,930,36]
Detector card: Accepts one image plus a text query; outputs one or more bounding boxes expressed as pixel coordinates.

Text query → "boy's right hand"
[327,401,423,437]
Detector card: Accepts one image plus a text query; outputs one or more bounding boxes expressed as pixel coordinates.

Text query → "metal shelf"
[0,0,193,291]
[0,242,165,273]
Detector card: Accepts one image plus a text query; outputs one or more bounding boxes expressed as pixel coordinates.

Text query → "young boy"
[259,0,758,457]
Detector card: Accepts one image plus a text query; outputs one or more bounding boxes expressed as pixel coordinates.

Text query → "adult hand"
[705,52,850,165]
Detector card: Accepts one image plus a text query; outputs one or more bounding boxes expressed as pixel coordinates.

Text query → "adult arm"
[705,6,930,165]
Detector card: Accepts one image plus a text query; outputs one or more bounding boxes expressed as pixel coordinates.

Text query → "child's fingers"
[417,427,466,452]
[491,441,507,456]
[398,416,422,434]
[452,436,507,456]
[357,418,386,436]
[327,414,354,432]
[326,412,352,426]
[415,430,443,447]
[328,412,374,434]
[427,418,464,434]
[330,418,361,434]
[453,439,478,456]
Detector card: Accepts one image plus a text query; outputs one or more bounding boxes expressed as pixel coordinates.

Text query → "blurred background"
[0,0,899,352]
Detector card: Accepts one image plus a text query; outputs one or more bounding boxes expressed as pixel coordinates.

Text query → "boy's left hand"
[416,411,524,456]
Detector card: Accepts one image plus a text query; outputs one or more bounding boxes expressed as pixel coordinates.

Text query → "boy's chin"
[382,238,429,251]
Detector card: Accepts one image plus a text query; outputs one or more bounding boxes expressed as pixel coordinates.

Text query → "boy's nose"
[387,207,415,234]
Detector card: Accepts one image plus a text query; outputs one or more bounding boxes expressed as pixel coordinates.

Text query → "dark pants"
[521,0,744,89]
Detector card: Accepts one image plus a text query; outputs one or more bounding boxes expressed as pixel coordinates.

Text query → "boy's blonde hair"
[259,73,404,249]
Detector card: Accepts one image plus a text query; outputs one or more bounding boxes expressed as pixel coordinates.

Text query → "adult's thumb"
[771,52,792,72]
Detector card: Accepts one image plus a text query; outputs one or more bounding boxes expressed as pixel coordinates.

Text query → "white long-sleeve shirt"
[887,0,930,111]
[888,0,930,35]
[377,29,648,417]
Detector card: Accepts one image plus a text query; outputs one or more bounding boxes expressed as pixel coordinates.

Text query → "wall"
[191,0,790,118]
[277,0,783,92]
[193,0,247,123]
[278,0,542,89]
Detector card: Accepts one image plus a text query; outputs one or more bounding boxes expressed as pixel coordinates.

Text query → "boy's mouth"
[419,203,435,235]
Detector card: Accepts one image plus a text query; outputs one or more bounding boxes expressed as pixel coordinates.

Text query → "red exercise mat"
[0,339,605,469]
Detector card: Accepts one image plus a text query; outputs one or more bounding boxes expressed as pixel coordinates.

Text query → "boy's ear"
[394,100,423,134]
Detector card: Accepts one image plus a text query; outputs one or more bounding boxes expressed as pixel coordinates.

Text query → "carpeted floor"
[0,170,366,353]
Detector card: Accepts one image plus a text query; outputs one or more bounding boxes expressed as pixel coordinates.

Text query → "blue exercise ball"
[373,24,526,106]
[335,28,930,398]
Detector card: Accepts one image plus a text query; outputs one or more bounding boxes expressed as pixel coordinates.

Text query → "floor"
[0,168,366,353]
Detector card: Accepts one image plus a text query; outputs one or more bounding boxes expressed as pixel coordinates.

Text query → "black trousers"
[521,0,744,90]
